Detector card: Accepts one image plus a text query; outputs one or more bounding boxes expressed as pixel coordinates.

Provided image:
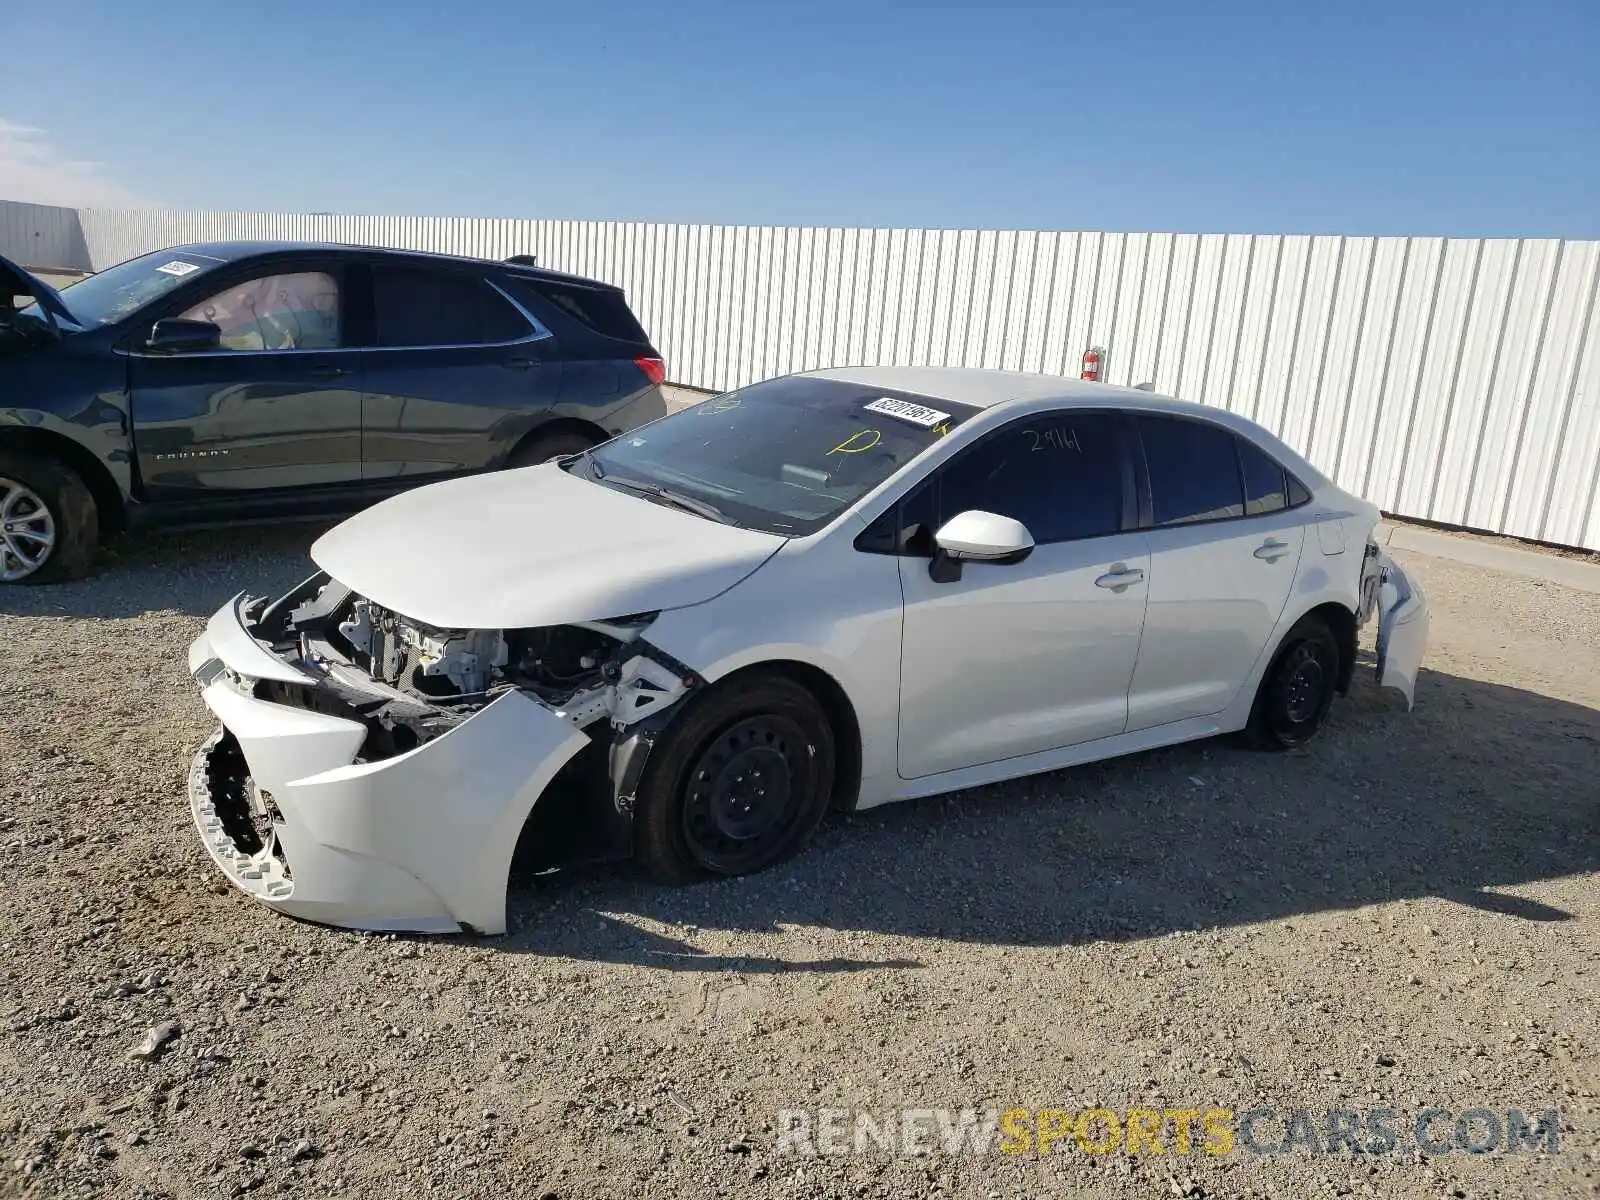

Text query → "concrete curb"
[1375,522,1600,595]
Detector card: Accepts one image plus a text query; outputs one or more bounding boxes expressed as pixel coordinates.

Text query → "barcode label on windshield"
[155,260,201,277]
[863,397,952,427]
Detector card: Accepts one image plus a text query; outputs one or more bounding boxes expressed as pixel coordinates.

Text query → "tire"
[633,673,836,884]
[0,451,98,585]
[505,428,600,468]
[1243,615,1341,750]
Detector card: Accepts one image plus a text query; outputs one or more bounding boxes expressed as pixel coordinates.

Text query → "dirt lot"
[0,529,1595,1200]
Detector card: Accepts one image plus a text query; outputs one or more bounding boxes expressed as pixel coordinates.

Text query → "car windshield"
[579,375,982,536]
[21,250,227,328]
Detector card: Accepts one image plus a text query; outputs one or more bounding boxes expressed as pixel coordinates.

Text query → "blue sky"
[3,0,1595,235]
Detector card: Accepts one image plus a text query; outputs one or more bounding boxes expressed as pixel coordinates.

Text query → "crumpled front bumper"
[1373,551,1430,709]
[186,593,589,934]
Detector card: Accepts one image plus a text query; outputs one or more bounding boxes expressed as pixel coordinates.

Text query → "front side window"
[580,376,981,536]
[372,266,531,347]
[1138,415,1246,526]
[180,271,340,351]
[929,412,1128,544]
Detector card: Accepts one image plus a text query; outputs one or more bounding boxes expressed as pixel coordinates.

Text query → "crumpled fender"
[1374,551,1429,709]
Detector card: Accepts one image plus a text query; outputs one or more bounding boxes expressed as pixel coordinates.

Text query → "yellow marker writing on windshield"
[932,422,952,437]
[829,429,882,455]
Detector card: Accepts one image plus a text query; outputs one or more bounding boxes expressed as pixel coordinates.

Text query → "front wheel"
[0,452,98,585]
[1243,615,1341,749]
[633,673,836,883]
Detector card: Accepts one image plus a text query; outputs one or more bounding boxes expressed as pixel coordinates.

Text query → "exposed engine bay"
[243,573,696,763]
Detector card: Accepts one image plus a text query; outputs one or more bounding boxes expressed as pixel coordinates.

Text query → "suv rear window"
[503,277,648,344]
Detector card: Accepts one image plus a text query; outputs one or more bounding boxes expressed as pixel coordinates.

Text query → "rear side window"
[1137,415,1246,526]
[371,266,531,347]
[1237,437,1289,515]
[503,277,648,344]
[935,412,1127,544]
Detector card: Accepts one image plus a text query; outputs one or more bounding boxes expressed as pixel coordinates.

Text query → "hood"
[310,462,787,629]
[0,254,76,330]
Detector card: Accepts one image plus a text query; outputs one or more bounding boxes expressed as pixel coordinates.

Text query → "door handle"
[503,357,539,370]
[1094,565,1145,590]
[307,365,351,379]
[1254,538,1292,562]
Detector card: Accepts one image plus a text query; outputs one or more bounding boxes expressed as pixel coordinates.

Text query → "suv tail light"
[634,356,667,387]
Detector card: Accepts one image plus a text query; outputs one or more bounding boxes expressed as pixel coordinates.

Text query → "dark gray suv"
[0,241,667,582]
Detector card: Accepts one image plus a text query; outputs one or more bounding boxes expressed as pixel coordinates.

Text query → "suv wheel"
[506,429,599,468]
[0,452,98,584]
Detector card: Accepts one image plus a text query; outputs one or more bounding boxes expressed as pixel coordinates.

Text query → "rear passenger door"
[1124,415,1308,732]
[357,263,563,482]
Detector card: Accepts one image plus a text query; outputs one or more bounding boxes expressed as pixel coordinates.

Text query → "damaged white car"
[186,366,1430,934]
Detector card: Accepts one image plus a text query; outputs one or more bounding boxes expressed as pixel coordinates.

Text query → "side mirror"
[929,510,1034,582]
[145,317,220,353]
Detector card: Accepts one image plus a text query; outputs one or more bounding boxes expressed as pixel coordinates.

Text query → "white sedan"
[185,367,1429,934]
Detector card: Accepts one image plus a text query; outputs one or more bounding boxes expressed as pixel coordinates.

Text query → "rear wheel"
[0,451,98,584]
[634,673,836,883]
[506,428,600,468]
[1243,615,1341,749]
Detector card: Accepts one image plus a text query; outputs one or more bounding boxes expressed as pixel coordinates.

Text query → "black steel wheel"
[634,673,835,883]
[1244,615,1341,749]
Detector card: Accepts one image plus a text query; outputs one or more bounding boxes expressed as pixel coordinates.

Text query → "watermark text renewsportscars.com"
[774,1106,1562,1158]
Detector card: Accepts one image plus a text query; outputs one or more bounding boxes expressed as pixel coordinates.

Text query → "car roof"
[803,364,1337,491]
[156,240,619,291]
[804,364,1196,411]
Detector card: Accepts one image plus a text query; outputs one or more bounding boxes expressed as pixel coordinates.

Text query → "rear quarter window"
[503,277,649,345]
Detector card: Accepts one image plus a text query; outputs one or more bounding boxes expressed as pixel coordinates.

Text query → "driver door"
[896,410,1151,780]
[127,262,363,498]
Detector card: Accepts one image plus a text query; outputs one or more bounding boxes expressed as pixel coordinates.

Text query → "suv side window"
[1137,415,1246,526]
[502,277,648,344]
[371,266,532,347]
[179,271,340,351]
[929,411,1128,544]
[1237,436,1290,515]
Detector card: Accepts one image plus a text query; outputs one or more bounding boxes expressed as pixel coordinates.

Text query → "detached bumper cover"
[1374,551,1429,709]
[186,599,589,934]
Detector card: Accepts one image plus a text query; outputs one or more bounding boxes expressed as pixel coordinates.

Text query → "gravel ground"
[0,526,1596,1200]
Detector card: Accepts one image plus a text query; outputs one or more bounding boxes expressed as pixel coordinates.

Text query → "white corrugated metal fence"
[16,203,1600,550]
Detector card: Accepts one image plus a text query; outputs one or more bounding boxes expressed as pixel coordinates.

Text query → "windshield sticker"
[863,396,951,428]
[154,260,202,278]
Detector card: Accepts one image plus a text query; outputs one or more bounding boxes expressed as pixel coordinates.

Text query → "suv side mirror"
[145,317,221,353]
[929,510,1035,582]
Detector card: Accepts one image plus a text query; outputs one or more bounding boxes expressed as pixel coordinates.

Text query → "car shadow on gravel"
[501,664,1598,968]
[0,524,323,619]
